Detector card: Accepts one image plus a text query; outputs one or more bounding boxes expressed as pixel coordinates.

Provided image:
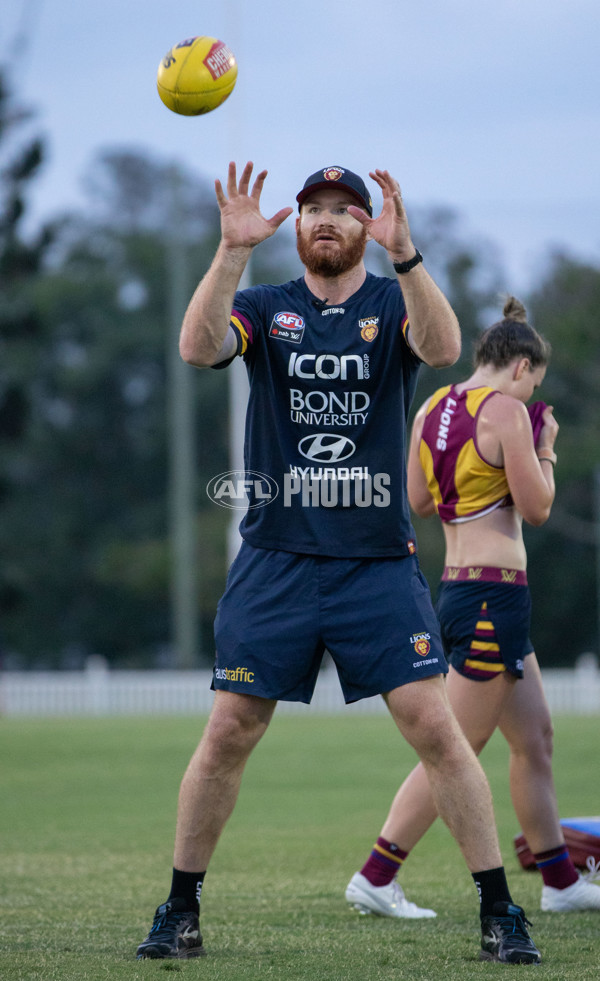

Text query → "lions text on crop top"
[214,273,422,557]
[419,385,512,523]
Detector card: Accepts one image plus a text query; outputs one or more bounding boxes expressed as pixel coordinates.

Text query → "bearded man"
[135,162,541,966]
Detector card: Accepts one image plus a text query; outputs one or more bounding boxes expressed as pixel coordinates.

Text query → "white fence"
[2,657,600,716]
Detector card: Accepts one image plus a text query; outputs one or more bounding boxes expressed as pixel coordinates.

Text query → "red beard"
[296,226,367,277]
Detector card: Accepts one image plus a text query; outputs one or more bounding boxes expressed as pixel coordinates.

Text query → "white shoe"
[345,871,437,919]
[541,859,600,912]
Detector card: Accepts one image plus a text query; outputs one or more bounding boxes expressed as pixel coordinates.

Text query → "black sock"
[168,868,206,913]
[472,867,512,918]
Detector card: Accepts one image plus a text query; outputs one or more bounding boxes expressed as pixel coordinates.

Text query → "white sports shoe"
[541,858,600,912]
[345,871,437,919]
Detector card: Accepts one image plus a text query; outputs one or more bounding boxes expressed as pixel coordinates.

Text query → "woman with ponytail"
[346,297,600,928]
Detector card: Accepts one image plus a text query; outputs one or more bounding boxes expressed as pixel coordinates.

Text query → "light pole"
[166,168,200,668]
[225,1,251,565]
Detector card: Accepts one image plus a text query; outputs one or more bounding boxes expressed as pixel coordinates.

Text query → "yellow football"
[157,36,237,116]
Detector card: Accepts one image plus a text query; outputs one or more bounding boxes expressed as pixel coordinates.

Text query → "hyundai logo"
[297,434,356,463]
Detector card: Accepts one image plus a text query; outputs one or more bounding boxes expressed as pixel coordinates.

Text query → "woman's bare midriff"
[442,505,527,570]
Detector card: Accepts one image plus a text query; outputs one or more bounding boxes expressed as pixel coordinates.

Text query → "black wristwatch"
[393,250,423,274]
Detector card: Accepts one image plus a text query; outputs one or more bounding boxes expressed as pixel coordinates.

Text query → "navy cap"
[296,166,373,217]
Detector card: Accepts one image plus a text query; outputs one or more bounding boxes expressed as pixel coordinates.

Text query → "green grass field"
[1,712,599,980]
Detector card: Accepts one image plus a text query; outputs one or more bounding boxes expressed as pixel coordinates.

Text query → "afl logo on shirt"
[298,433,356,463]
[269,311,305,344]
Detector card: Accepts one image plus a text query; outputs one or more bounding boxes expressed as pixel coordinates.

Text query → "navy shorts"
[213,542,447,703]
[436,572,534,681]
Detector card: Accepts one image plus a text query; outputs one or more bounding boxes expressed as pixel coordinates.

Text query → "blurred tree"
[524,253,600,664]
[2,138,300,667]
[0,70,54,629]
[14,150,229,666]
[1,95,596,668]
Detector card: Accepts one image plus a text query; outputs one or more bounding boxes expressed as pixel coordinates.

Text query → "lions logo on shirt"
[359,316,379,342]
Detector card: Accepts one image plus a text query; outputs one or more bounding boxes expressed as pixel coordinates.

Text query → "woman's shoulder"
[479,392,530,431]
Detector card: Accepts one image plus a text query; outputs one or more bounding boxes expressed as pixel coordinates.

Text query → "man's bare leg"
[174,690,277,870]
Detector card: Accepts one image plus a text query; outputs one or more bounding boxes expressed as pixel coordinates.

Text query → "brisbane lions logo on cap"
[323,167,344,182]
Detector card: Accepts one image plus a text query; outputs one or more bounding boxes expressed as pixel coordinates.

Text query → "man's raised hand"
[215,161,293,250]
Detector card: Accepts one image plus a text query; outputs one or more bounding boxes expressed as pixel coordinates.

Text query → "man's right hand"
[215,161,293,250]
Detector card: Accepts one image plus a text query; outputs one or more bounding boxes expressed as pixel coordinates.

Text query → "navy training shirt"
[219,272,422,557]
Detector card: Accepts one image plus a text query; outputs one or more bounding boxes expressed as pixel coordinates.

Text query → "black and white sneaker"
[136,897,206,959]
[480,902,541,964]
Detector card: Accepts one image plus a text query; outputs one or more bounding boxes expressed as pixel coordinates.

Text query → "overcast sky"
[2,0,600,293]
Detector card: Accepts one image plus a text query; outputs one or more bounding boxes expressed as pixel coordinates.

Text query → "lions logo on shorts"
[411,631,431,657]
